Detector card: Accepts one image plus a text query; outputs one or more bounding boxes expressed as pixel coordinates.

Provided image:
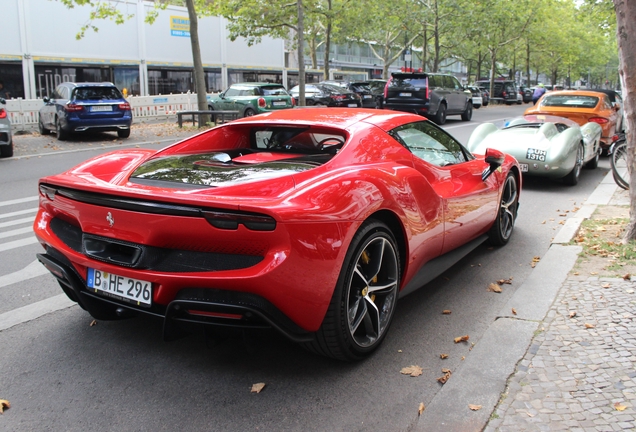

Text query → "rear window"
[389,77,427,88]
[350,83,370,92]
[262,86,289,96]
[541,95,599,108]
[73,86,123,101]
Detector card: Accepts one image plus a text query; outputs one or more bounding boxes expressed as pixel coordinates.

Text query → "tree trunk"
[614,0,636,242]
[322,0,332,81]
[185,0,209,125]
[525,41,530,86]
[297,0,305,106]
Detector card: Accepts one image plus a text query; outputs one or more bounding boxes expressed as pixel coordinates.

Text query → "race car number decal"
[526,148,547,162]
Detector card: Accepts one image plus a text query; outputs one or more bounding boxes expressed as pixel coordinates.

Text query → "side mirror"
[43,96,50,103]
[482,148,505,181]
[0,98,5,105]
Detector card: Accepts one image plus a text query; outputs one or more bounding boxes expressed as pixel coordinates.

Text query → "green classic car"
[207,83,295,117]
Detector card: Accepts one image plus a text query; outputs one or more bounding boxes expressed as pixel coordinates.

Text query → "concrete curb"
[416,169,618,431]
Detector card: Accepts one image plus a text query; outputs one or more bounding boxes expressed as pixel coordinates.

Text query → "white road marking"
[0,207,38,219]
[0,236,39,252]
[0,196,39,206]
[0,226,33,239]
[0,216,35,228]
[0,259,49,288]
[0,294,75,332]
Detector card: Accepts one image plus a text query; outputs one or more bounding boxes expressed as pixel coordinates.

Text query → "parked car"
[290,83,361,107]
[465,86,483,109]
[34,108,520,361]
[0,98,13,157]
[468,114,602,186]
[525,90,620,149]
[321,81,375,108]
[476,79,518,105]
[207,83,294,117]
[593,89,625,132]
[481,88,490,106]
[357,79,388,108]
[519,86,533,104]
[39,82,133,141]
[384,72,472,124]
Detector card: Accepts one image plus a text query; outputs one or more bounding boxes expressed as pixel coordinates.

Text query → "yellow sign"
[170,16,190,37]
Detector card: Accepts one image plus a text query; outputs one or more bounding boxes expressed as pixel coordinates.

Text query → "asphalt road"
[0,105,610,431]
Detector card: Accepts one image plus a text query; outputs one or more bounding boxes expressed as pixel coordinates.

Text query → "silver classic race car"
[467,115,602,185]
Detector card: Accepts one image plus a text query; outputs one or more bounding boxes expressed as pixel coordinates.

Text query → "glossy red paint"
[34,108,520,357]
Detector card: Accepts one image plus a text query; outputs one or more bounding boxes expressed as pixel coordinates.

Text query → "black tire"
[585,146,600,169]
[610,141,629,190]
[461,102,473,121]
[488,173,519,246]
[304,219,400,361]
[517,100,522,105]
[433,103,447,125]
[38,116,49,135]
[117,129,131,138]
[313,101,324,106]
[483,101,489,107]
[0,142,13,158]
[563,144,584,186]
[243,108,256,117]
[474,104,481,109]
[55,117,68,141]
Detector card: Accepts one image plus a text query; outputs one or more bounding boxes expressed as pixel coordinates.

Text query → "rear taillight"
[384,78,391,99]
[291,97,296,107]
[202,210,276,231]
[332,95,346,101]
[118,102,131,111]
[502,91,507,97]
[65,103,84,112]
[589,117,609,125]
[258,97,266,108]
[425,77,429,100]
[612,134,620,142]
[0,109,6,119]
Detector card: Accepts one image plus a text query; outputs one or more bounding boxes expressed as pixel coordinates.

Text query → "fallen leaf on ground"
[442,310,451,314]
[615,402,627,411]
[468,404,482,411]
[590,272,598,275]
[541,220,546,224]
[526,411,535,417]
[418,402,425,415]
[602,283,611,288]
[398,350,403,353]
[559,220,565,225]
[454,335,470,343]
[488,283,502,293]
[251,383,266,393]
[0,399,10,414]
[585,323,595,329]
[532,256,541,262]
[512,308,517,315]
[90,320,97,327]
[437,370,452,384]
[441,368,451,373]
[401,365,423,377]
[569,311,577,318]
[440,353,448,359]
[497,277,513,285]
[627,289,635,294]
[623,274,631,280]
[573,272,580,275]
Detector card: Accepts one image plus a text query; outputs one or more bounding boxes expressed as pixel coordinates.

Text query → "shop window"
[0,63,24,99]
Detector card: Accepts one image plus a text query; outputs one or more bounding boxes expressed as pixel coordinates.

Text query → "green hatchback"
[207,83,295,117]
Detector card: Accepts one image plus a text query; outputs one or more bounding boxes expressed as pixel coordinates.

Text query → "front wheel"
[55,117,68,141]
[461,102,473,121]
[38,116,49,135]
[304,220,400,361]
[488,173,519,246]
[611,141,630,190]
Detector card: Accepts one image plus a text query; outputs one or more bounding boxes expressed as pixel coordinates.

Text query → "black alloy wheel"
[488,173,519,246]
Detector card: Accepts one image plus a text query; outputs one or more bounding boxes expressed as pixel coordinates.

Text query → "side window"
[443,76,456,89]
[450,76,462,90]
[390,121,469,167]
[429,75,440,88]
[53,85,65,99]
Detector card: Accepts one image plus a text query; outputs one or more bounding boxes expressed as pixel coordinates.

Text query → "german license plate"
[272,101,286,106]
[400,92,412,97]
[90,105,113,112]
[519,163,529,172]
[348,103,358,107]
[87,268,152,305]
[364,95,372,99]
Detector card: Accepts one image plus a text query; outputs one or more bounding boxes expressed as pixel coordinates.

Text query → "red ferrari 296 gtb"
[34,108,520,360]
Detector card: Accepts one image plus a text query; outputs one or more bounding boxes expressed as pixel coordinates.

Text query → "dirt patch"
[571,205,636,278]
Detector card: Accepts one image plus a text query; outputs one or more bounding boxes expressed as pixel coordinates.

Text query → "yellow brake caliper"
[360,250,377,302]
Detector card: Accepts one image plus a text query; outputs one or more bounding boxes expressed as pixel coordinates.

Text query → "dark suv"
[383,72,472,124]
[476,79,518,105]
[39,82,132,140]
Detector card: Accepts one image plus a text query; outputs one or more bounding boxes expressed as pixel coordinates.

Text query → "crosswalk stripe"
[0,208,38,219]
[0,216,35,229]
[0,259,50,289]
[0,196,39,207]
[0,294,75,332]
[0,226,33,239]
[0,236,39,252]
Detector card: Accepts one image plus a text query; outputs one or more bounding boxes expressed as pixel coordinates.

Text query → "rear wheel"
[433,103,447,125]
[117,129,131,138]
[55,117,68,141]
[304,220,400,361]
[563,144,584,186]
[461,102,473,121]
[0,142,13,158]
[243,107,256,117]
[488,173,518,246]
[611,141,629,190]
[38,116,49,135]
[585,146,600,169]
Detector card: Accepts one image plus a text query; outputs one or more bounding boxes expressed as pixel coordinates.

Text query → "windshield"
[501,115,578,130]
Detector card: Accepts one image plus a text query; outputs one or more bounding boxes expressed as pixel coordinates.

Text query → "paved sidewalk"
[485,185,636,431]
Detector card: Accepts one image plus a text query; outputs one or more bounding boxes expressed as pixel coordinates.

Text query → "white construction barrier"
[5,93,214,131]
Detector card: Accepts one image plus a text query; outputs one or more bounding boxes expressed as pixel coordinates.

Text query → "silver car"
[0,98,12,158]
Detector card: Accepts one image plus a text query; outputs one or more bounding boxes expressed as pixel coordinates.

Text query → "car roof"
[231,82,284,87]
[61,82,117,88]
